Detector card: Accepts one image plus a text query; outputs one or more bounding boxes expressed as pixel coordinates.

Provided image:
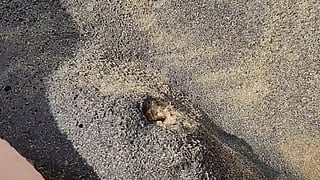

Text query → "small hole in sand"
[142,97,178,128]
[142,97,168,122]
[3,86,12,92]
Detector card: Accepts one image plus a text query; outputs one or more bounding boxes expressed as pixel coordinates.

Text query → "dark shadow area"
[0,0,99,179]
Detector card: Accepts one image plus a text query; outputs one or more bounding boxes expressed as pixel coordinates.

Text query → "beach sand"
[1,0,319,179]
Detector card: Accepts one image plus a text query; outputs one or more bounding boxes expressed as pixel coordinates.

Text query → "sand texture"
[1,0,320,179]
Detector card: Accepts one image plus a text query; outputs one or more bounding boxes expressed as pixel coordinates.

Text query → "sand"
[1,0,320,179]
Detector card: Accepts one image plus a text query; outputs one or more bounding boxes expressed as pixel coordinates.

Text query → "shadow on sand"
[0,0,98,179]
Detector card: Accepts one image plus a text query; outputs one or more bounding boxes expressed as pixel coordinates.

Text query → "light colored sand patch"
[309,74,320,123]
[125,0,155,31]
[317,105,320,122]
[195,0,318,110]
[278,134,320,180]
[125,0,271,111]
[296,0,318,21]
[98,81,147,96]
[124,0,219,70]
[151,30,219,58]
[261,0,319,52]
[196,51,270,106]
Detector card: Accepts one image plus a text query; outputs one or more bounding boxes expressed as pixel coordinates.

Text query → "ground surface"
[0,0,320,179]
